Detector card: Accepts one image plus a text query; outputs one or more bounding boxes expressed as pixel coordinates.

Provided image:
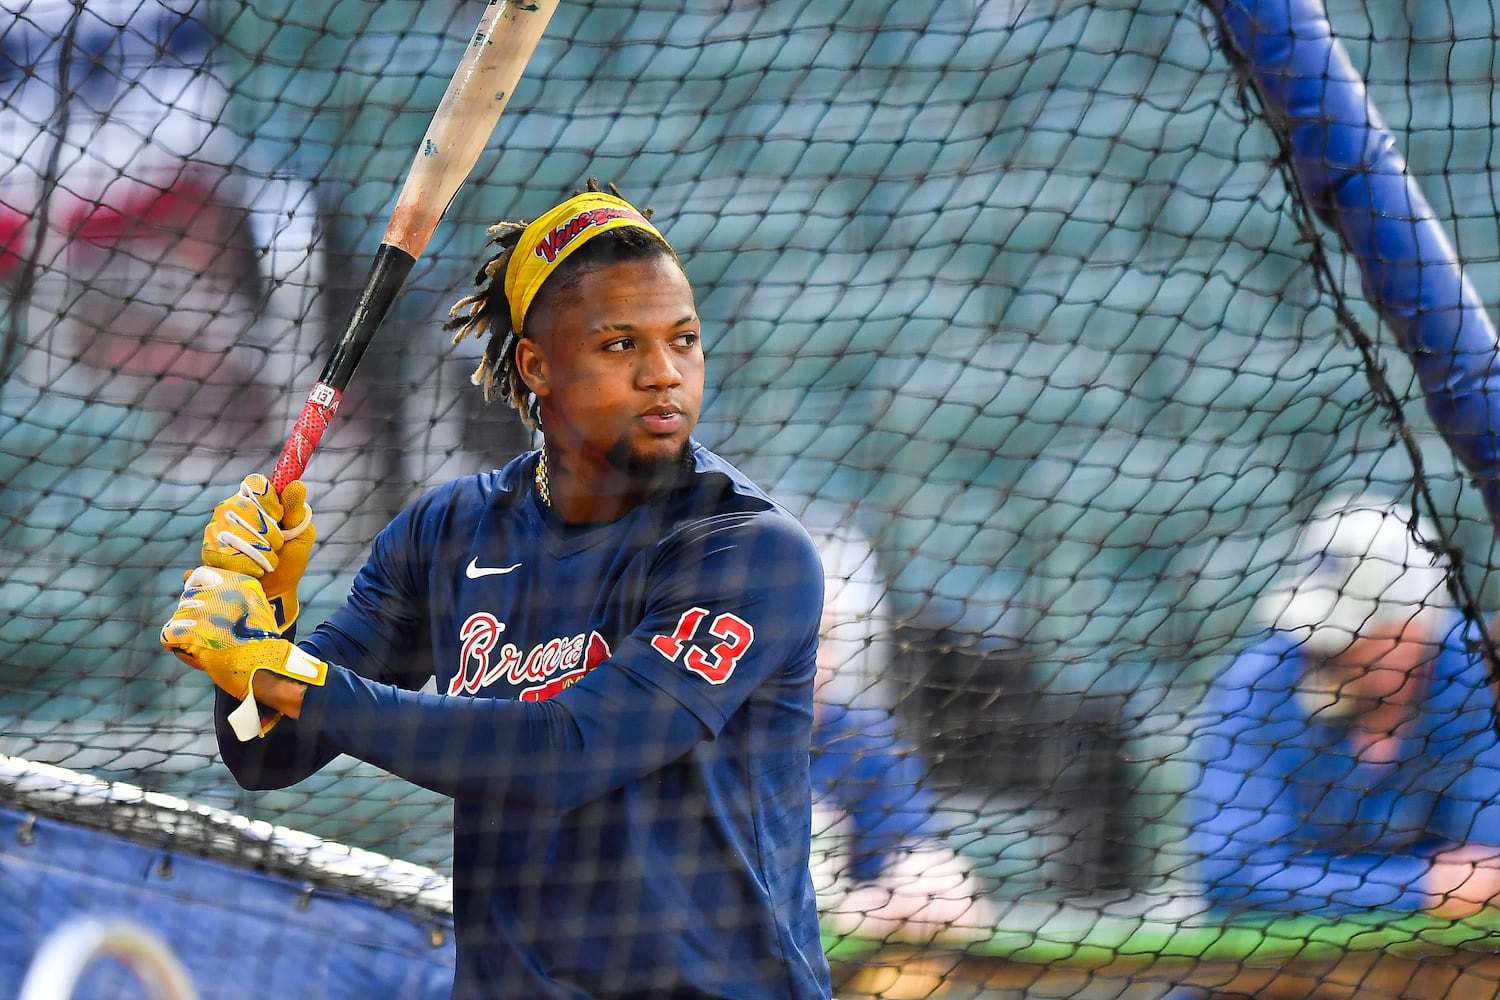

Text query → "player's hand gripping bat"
[270,0,559,493]
[208,0,556,741]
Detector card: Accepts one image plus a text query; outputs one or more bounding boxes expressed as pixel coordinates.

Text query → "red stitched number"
[651,607,708,660]
[685,613,754,683]
[651,608,755,684]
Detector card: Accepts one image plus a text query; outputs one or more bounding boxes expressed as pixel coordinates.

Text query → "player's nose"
[636,340,684,389]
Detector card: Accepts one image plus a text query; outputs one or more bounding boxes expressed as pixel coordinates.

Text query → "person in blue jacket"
[1187,493,1500,922]
[806,526,995,943]
[160,181,834,999]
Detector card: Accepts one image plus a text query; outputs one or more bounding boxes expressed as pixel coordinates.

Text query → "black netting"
[5,1,1500,996]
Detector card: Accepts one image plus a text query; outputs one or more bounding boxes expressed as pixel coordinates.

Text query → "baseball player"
[807,527,997,943]
[1188,494,1500,922]
[161,182,834,999]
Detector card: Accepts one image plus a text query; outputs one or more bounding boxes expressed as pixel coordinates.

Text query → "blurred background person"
[1186,493,1500,924]
[808,522,998,943]
[0,0,382,797]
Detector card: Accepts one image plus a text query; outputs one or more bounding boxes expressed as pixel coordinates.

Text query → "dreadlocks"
[444,178,676,430]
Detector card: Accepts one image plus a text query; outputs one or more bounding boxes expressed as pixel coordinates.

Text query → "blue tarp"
[0,807,454,998]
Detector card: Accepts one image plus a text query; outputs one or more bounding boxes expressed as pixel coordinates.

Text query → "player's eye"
[674,332,699,349]
[603,337,633,353]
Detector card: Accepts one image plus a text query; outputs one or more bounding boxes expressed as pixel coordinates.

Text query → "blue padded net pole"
[1203,0,1500,530]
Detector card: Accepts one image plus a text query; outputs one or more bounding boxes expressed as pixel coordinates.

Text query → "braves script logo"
[531,207,646,264]
[450,612,612,700]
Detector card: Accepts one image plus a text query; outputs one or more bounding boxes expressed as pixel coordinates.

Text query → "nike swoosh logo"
[230,613,281,643]
[465,557,522,579]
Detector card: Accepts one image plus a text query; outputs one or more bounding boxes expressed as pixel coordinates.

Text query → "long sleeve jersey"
[1187,616,1500,916]
[214,443,833,1000]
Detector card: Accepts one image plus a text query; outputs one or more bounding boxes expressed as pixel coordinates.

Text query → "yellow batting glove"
[161,566,327,740]
[201,473,316,630]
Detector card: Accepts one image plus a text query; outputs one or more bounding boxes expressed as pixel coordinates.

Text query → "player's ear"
[515,337,550,397]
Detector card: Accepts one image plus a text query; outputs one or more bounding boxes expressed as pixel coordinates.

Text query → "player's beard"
[605,436,693,493]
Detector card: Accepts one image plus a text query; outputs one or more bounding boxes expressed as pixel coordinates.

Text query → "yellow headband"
[503,191,667,334]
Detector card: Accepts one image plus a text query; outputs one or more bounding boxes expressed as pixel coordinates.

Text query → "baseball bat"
[269,0,559,492]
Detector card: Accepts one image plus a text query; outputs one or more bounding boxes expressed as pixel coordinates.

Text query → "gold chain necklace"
[535,447,551,507]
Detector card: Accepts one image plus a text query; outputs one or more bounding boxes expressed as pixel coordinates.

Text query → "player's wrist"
[248,640,324,719]
[252,669,310,719]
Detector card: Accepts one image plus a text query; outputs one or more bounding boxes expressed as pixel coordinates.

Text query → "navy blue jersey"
[215,443,833,999]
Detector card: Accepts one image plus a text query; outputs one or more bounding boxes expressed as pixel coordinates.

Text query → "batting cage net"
[5,0,1500,997]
